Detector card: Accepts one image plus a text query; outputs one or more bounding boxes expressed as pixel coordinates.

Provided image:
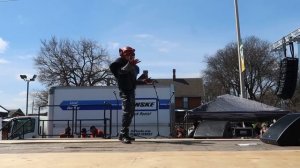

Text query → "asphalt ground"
[0,138,300,168]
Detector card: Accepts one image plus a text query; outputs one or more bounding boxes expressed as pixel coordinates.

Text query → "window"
[183,97,188,109]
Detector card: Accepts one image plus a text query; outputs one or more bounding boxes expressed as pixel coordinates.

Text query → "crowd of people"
[59,125,104,138]
[59,121,273,139]
[173,120,274,139]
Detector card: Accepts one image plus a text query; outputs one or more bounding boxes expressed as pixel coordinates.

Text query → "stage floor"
[0,138,299,168]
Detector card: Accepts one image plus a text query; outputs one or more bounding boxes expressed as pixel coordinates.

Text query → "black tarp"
[186,94,290,122]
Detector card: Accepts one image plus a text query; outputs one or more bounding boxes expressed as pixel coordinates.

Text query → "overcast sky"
[0,0,299,112]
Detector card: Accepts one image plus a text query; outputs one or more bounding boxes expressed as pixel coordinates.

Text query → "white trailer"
[0,85,174,140]
[44,85,175,138]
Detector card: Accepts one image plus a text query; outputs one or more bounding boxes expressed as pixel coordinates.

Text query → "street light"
[20,74,37,115]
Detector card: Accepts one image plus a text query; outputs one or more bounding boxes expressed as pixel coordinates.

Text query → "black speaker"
[193,120,232,138]
[276,57,298,100]
[260,113,300,146]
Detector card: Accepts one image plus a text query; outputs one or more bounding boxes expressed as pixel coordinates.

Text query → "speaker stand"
[113,91,119,138]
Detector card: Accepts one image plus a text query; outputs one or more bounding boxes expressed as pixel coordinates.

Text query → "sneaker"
[122,137,132,144]
[118,133,135,141]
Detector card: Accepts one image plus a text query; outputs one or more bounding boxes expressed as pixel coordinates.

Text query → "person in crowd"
[253,122,262,138]
[188,120,200,138]
[81,128,87,138]
[89,125,104,138]
[260,122,268,138]
[59,126,74,138]
[176,126,186,138]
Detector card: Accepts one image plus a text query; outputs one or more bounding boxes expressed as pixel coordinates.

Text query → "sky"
[0,0,299,113]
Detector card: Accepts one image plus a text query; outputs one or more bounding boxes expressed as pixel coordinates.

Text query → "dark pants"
[120,91,135,135]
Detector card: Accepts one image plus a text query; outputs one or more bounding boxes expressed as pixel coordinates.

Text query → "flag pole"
[234,0,246,98]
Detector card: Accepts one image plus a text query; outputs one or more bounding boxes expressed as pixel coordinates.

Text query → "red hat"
[119,46,135,57]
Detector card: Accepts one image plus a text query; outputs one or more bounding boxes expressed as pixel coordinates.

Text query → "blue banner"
[59,99,170,111]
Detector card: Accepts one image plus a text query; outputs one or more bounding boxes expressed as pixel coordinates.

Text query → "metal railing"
[38,103,112,138]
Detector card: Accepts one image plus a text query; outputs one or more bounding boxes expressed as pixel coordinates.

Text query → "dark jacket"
[109,57,140,92]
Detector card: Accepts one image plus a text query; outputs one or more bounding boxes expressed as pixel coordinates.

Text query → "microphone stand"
[169,91,175,105]
[153,81,168,138]
[133,105,147,139]
[113,91,119,137]
[169,91,175,137]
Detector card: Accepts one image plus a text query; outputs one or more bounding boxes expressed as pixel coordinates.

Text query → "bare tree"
[33,37,115,107]
[31,89,49,110]
[35,36,113,87]
[204,42,240,99]
[204,36,278,103]
[243,36,278,101]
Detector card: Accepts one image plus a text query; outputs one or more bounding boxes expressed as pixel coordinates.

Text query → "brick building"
[155,69,204,122]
